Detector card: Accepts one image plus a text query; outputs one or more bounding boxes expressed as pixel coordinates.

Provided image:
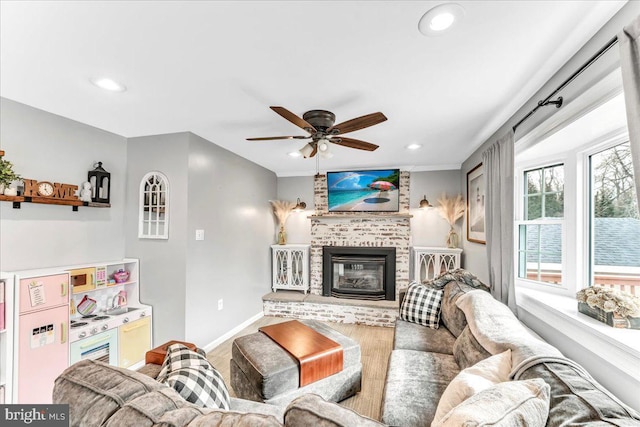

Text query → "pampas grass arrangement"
[437,194,465,248]
[270,200,296,244]
[269,200,296,227]
[437,194,465,226]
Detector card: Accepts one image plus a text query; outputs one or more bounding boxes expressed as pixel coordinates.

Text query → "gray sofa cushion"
[53,360,169,426]
[284,393,384,427]
[452,325,492,369]
[106,388,282,427]
[54,359,285,427]
[440,281,477,337]
[518,361,640,426]
[393,318,455,354]
[381,350,460,427]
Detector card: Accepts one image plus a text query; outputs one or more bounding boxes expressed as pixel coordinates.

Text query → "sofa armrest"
[230,397,285,422]
[284,393,384,427]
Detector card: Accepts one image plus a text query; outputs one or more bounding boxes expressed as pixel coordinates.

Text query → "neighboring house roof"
[526,218,640,267]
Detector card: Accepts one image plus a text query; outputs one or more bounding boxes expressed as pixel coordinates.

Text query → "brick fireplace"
[263,171,411,327]
[309,172,411,300]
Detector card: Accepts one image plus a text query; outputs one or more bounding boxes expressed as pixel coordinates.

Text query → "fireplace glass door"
[332,256,385,293]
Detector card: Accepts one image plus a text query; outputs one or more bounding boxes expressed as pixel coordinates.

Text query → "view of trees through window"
[591,141,639,296]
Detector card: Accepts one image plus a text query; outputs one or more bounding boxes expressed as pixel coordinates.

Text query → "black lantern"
[88,162,111,204]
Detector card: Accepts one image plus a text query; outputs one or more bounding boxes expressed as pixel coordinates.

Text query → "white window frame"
[138,171,170,239]
[516,155,572,295]
[582,133,634,289]
[515,69,629,298]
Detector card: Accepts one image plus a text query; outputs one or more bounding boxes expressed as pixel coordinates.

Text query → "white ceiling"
[0,1,626,177]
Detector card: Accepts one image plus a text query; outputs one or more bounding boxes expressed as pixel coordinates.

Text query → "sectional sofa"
[53,270,640,426]
[381,271,640,426]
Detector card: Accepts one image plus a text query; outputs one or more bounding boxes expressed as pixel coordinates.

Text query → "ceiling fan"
[247,107,387,158]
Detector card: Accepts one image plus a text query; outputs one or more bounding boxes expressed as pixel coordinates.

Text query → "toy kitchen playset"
[0,259,152,404]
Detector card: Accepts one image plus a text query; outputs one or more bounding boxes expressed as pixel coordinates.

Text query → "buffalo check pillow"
[400,282,444,328]
[156,343,230,409]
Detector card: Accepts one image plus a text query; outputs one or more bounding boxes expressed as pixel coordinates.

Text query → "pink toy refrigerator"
[16,272,69,403]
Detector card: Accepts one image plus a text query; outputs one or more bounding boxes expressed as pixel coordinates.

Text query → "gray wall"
[460,1,640,284]
[124,133,190,345]
[124,132,276,346]
[0,98,127,271]
[184,133,276,346]
[277,171,463,250]
[410,170,462,247]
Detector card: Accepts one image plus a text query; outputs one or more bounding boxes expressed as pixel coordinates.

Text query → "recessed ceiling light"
[288,151,302,158]
[406,143,422,150]
[90,77,127,92]
[419,3,465,36]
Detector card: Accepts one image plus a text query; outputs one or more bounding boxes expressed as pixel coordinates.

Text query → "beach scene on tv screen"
[327,170,400,212]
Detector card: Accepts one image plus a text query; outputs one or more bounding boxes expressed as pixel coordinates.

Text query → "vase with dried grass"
[270,200,296,245]
[437,194,465,248]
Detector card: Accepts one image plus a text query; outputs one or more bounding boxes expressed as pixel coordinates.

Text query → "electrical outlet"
[195,229,205,240]
[217,299,223,310]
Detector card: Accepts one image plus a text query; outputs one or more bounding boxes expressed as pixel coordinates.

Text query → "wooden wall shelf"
[0,195,110,211]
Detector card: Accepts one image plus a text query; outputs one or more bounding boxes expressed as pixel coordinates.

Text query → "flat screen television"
[327,169,400,212]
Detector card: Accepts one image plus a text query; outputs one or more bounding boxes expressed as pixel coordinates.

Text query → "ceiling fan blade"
[332,137,379,151]
[270,106,317,133]
[328,112,387,135]
[246,136,310,141]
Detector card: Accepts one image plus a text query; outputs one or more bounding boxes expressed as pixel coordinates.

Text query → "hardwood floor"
[206,315,394,421]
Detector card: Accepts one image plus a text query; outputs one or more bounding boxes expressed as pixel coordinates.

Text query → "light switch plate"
[195,229,205,240]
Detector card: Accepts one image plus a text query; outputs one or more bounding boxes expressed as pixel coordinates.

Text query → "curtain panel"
[619,14,640,213]
[482,130,517,314]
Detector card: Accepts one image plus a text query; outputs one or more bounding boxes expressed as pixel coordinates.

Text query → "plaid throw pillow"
[400,282,444,329]
[156,343,230,409]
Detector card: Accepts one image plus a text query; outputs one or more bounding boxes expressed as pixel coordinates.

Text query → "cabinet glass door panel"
[275,251,288,286]
[291,250,305,287]
[419,253,436,283]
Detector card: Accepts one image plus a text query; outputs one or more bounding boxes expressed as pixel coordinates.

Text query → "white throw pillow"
[432,349,512,424]
[434,378,551,427]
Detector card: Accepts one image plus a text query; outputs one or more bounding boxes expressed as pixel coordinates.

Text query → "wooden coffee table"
[259,320,344,386]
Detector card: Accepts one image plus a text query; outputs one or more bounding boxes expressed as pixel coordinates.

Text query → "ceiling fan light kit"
[247,106,387,159]
[299,143,315,158]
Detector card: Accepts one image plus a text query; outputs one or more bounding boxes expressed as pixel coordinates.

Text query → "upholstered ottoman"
[231,319,362,407]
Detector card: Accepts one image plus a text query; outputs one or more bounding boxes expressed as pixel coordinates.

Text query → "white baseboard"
[202,311,264,353]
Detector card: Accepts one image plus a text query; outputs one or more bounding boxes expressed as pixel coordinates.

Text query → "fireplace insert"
[322,246,395,301]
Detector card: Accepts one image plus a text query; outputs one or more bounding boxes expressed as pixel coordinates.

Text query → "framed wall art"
[466,163,486,244]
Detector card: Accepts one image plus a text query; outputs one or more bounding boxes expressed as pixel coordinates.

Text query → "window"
[518,165,564,285]
[590,142,639,296]
[515,74,635,299]
[138,172,169,239]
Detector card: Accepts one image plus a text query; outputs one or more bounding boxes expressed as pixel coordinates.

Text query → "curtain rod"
[512,35,619,133]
